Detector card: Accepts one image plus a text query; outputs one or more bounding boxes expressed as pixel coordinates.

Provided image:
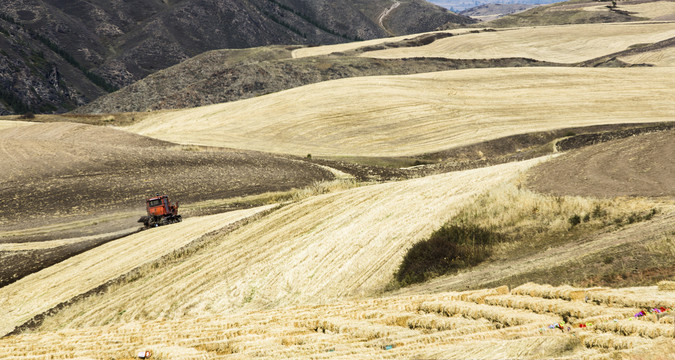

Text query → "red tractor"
[138,194,182,228]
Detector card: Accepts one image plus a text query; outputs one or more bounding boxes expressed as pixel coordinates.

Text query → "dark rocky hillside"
[0,0,472,115]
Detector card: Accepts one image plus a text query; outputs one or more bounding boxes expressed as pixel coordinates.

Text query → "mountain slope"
[0,0,471,114]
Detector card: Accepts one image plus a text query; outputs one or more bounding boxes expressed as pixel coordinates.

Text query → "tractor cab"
[139,194,181,228]
[146,195,172,217]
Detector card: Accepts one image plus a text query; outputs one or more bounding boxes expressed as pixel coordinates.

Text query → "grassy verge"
[393,181,667,289]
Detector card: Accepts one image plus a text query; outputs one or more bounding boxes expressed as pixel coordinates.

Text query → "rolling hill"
[473,0,675,28]
[77,21,675,113]
[360,22,675,63]
[122,67,674,157]
[1,2,674,358]
[0,157,546,335]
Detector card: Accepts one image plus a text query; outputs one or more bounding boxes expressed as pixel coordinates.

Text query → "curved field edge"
[123,67,675,157]
[359,22,675,63]
[26,158,547,332]
[0,205,276,337]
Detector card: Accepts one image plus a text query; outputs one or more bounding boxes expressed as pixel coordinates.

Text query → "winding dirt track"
[378,1,401,32]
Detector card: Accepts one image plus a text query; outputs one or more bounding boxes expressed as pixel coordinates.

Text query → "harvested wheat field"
[1,284,674,359]
[15,158,543,334]
[124,67,675,157]
[0,122,332,242]
[291,29,476,59]
[527,130,675,198]
[360,22,675,63]
[621,45,675,66]
[0,120,33,131]
[579,1,675,21]
[0,205,275,337]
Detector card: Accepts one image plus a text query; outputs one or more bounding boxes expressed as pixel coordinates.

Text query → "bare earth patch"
[0,122,332,242]
[526,130,674,198]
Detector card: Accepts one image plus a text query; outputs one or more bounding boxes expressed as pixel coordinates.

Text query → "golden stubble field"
[359,22,675,63]
[1,283,674,359]
[0,206,275,337]
[6,158,545,336]
[124,67,675,157]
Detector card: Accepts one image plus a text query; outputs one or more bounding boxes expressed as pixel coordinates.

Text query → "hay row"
[584,290,675,309]
[418,300,560,327]
[482,295,637,321]
[658,281,675,291]
[593,319,675,339]
[454,286,510,304]
[581,333,649,350]
[511,282,597,301]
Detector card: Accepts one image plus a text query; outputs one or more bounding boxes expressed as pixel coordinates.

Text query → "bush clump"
[395,224,504,287]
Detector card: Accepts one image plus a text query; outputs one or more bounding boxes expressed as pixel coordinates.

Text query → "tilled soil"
[0,122,333,242]
[526,130,674,198]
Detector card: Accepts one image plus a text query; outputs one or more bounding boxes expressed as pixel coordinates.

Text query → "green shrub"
[395,224,504,286]
[568,214,581,227]
[592,204,607,219]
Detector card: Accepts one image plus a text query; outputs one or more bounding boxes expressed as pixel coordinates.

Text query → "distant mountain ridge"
[0,0,472,114]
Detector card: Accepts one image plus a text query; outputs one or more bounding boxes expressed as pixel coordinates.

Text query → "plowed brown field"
[526,130,674,198]
[0,122,332,242]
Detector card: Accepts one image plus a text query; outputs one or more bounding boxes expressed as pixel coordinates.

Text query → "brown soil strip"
[526,130,674,198]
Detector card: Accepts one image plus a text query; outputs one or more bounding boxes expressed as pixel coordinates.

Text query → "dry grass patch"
[360,22,675,63]
[124,67,675,157]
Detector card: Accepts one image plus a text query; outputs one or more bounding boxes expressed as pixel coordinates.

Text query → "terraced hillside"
[76,22,675,113]
[2,284,674,359]
[124,67,674,157]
